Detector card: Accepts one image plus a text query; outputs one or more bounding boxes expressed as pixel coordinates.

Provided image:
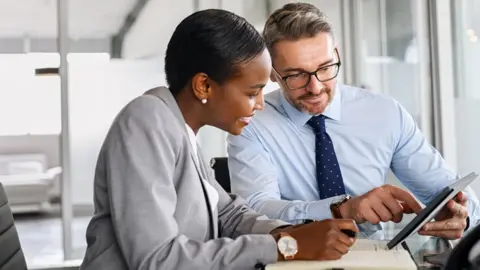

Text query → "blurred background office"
[0,0,478,269]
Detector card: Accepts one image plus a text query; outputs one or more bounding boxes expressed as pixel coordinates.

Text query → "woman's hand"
[271,219,358,261]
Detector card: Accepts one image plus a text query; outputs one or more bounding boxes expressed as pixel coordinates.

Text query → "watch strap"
[330,195,350,218]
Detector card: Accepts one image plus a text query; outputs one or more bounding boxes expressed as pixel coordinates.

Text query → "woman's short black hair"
[165,9,266,96]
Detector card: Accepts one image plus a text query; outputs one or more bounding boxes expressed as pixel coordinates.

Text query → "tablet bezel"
[386,172,479,250]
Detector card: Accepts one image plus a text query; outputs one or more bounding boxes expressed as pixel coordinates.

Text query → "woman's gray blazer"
[79,87,288,270]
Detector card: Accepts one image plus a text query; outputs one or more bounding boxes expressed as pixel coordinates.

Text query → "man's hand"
[418,192,469,239]
[337,185,423,224]
[271,219,359,261]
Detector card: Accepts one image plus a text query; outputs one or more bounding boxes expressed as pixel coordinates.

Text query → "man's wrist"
[330,195,350,218]
[332,205,342,218]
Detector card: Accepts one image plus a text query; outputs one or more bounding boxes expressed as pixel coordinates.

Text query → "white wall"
[68,58,164,205]
[123,0,230,60]
[122,0,194,59]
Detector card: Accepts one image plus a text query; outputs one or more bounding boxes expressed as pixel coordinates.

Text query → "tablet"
[386,172,479,250]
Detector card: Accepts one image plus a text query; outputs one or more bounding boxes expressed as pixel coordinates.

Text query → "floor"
[13,211,91,268]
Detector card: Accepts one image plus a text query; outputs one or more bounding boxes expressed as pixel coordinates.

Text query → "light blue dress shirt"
[227,84,480,236]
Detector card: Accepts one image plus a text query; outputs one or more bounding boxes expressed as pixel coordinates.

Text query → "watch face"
[277,236,298,257]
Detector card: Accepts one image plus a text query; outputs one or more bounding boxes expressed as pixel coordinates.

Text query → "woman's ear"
[191,73,211,101]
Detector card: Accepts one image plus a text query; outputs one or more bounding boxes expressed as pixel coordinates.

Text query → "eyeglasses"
[273,49,341,90]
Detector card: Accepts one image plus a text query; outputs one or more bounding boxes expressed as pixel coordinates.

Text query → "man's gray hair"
[263,2,334,55]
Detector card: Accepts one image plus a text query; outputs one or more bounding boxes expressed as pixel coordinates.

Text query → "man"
[227,2,479,239]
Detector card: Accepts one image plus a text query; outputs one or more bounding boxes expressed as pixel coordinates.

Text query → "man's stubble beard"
[288,88,334,115]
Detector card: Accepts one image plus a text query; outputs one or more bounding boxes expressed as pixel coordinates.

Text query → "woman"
[80,9,357,270]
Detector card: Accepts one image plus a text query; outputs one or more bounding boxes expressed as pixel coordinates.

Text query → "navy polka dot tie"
[307,115,346,199]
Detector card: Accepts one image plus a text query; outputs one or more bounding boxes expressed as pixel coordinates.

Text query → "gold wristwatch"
[277,232,298,260]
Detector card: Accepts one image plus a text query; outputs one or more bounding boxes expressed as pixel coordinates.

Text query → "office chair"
[0,182,28,270]
[210,157,231,193]
[444,223,480,270]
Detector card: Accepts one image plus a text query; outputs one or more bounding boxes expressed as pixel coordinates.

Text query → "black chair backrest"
[0,183,27,270]
[444,223,480,270]
[210,157,231,193]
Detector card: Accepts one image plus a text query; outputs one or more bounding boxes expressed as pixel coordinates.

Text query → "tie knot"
[307,115,326,134]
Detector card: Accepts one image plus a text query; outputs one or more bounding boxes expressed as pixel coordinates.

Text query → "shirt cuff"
[250,219,291,235]
[304,195,344,221]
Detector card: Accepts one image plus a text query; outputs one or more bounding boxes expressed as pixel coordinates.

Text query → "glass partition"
[451,0,480,194]
[354,0,433,234]
[355,0,432,131]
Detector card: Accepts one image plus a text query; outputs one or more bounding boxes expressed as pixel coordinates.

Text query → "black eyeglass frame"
[273,49,342,90]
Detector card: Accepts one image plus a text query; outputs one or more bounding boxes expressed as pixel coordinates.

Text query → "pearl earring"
[201,99,207,104]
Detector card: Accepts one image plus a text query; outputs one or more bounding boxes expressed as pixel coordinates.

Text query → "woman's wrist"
[270,225,292,261]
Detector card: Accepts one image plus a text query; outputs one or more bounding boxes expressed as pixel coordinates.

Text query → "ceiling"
[0,0,137,39]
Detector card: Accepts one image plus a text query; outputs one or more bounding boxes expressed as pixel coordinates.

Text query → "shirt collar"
[184,124,198,155]
[279,85,342,128]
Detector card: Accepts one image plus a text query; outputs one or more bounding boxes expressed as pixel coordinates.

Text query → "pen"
[340,229,356,238]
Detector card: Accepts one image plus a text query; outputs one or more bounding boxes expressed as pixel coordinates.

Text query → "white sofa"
[0,153,61,213]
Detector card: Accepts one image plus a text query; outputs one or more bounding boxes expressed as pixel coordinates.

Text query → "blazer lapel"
[191,150,217,239]
[196,147,219,238]
[144,87,217,239]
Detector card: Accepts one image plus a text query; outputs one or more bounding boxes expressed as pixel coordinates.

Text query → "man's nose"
[305,75,324,95]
